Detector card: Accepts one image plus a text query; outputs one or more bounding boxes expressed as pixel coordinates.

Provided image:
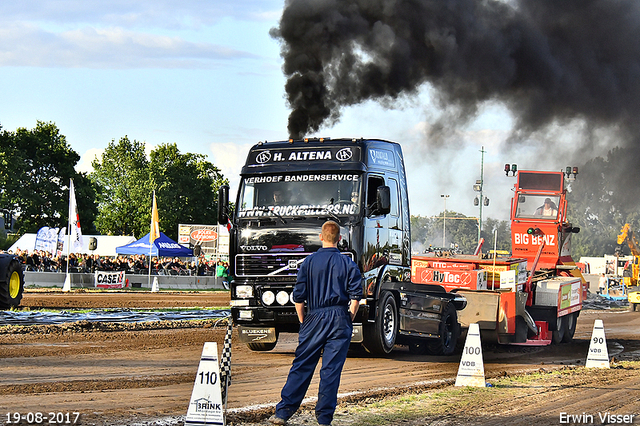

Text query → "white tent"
[8,234,136,257]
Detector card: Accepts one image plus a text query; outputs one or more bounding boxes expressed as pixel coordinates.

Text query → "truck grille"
[235,253,310,277]
[235,252,354,277]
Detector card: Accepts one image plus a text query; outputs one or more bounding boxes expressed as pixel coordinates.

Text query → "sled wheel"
[515,316,528,343]
[561,312,578,343]
[552,315,565,344]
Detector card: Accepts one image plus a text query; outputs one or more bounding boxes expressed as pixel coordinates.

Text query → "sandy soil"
[0,290,638,425]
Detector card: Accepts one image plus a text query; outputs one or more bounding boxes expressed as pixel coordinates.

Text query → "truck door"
[388,177,402,266]
[364,175,389,274]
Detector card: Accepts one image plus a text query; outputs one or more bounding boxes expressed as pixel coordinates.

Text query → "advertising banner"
[94,271,126,289]
[178,224,229,260]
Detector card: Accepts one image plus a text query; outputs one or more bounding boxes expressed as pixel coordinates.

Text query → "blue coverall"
[275,247,362,425]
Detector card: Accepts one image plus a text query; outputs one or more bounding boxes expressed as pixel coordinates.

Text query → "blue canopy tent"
[116,232,194,257]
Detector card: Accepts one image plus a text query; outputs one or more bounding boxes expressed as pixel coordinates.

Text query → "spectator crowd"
[6,248,230,278]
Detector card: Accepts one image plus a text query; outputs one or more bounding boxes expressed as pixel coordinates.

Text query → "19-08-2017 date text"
[5,412,81,424]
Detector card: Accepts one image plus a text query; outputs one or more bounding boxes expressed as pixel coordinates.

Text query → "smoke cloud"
[271,0,640,143]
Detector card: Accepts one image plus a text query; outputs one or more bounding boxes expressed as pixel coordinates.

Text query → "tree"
[567,146,640,257]
[149,143,227,241]
[411,213,511,255]
[90,137,150,237]
[481,218,512,252]
[0,121,97,234]
[91,139,228,240]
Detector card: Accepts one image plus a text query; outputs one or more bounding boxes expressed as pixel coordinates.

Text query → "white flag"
[68,179,83,253]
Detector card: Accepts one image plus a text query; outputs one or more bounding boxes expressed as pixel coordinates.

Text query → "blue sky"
[0,1,599,238]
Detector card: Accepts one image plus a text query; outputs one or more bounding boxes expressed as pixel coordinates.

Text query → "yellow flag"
[150,192,160,243]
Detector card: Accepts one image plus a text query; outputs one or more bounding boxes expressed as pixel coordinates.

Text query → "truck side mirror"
[217,185,230,225]
[376,186,391,215]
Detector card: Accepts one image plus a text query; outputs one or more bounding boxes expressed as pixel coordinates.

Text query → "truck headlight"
[262,290,275,305]
[236,285,254,298]
[276,291,290,306]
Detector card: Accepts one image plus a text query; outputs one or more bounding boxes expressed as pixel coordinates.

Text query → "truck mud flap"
[237,326,277,344]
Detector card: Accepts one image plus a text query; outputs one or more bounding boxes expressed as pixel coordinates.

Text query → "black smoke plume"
[271,0,640,142]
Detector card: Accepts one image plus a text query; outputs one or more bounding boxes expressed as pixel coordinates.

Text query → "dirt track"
[1,290,639,425]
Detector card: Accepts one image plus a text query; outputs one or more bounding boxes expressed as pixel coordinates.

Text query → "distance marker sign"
[455,323,486,387]
[185,342,225,426]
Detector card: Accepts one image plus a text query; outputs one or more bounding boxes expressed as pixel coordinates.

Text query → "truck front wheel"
[0,258,24,309]
[363,291,398,355]
[424,303,460,356]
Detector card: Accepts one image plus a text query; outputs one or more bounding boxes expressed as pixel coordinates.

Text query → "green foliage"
[90,139,228,240]
[0,121,97,234]
[0,233,19,251]
[150,144,227,240]
[567,146,640,257]
[411,213,510,254]
[481,217,512,252]
[90,136,149,237]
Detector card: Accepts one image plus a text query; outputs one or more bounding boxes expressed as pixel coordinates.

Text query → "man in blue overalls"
[270,220,362,426]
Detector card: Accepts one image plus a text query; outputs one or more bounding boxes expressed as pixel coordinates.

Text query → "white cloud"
[0,23,257,68]
[76,147,103,174]
[0,1,283,28]
[208,141,256,195]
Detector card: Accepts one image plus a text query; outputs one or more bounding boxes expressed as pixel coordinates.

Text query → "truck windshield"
[237,173,362,218]
[515,194,560,219]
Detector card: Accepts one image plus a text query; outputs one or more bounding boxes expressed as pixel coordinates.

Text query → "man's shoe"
[268,415,287,425]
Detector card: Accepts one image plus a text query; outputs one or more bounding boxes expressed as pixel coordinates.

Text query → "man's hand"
[349,299,360,322]
[295,302,305,323]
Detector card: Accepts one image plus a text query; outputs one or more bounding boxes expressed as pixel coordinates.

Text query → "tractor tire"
[0,257,24,309]
[363,291,398,355]
[424,303,461,356]
[561,312,578,343]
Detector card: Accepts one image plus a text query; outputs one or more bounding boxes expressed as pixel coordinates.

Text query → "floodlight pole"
[478,146,485,244]
[441,194,449,247]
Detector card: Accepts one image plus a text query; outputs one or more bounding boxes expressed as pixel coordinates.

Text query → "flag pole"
[63,179,73,292]
[148,241,153,288]
[149,191,160,289]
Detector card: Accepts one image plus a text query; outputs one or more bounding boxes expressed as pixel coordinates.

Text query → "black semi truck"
[218,138,466,355]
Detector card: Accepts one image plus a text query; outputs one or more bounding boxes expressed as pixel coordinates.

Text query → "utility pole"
[441,194,449,247]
